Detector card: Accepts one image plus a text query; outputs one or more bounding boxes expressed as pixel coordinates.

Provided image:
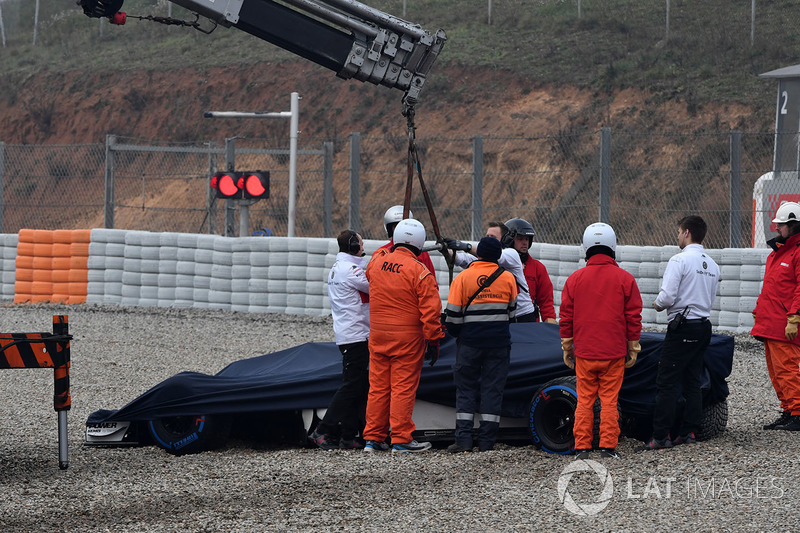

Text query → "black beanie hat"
[477,236,502,261]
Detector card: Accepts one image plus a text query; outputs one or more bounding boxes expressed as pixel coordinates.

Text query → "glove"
[561,338,574,369]
[625,340,641,368]
[786,315,800,341]
[443,238,472,252]
[424,340,440,366]
[544,318,558,324]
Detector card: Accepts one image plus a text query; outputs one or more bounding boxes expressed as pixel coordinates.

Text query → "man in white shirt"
[643,215,720,450]
[310,230,370,450]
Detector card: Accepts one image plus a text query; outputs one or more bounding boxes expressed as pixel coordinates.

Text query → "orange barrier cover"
[14,229,91,304]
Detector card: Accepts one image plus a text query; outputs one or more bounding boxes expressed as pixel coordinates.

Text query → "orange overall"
[364,246,443,444]
[559,254,642,450]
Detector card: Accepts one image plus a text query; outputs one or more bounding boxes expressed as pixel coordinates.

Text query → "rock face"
[0,61,772,240]
[0,62,765,146]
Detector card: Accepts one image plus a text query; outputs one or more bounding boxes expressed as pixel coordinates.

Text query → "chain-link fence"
[0,129,780,246]
[339,129,776,247]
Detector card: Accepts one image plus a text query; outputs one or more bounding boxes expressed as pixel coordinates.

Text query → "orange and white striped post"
[0,315,72,469]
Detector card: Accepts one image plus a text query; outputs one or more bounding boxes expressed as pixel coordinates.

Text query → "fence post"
[224,137,236,237]
[0,142,4,233]
[472,135,484,241]
[0,3,6,48]
[33,0,40,45]
[323,141,334,238]
[599,127,611,223]
[730,130,742,247]
[349,132,361,233]
[104,134,116,229]
[207,141,217,235]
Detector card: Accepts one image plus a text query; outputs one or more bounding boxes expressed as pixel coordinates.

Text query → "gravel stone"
[0,303,798,531]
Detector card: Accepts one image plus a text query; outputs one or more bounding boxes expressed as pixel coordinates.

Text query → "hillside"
[0,0,792,144]
[0,0,795,245]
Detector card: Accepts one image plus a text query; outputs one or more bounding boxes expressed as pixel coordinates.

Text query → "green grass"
[0,0,796,110]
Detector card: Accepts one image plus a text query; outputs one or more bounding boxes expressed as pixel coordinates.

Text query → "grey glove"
[444,238,471,252]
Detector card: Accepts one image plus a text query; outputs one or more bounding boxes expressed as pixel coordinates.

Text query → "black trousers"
[652,319,712,440]
[453,343,511,449]
[317,340,370,441]
[510,311,537,323]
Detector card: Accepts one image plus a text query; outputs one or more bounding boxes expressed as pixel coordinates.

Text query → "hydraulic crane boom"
[79,0,446,110]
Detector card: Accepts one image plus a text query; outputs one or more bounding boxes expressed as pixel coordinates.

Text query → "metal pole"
[599,127,611,223]
[349,132,361,233]
[665,0,670,42]
[58,410,68,469]
[751,0,755,46]
[288,92,300,237]
[487,0,492,25]
[578,0,581,19]
[207,142,217,234]
[323,141,334,238]
[224,138,236,237]
[239,201,251,237]
[104,134,116,229]
[0,4,6,47]
[33,0,39,45]
[730,131,742,247]
[0,142,4,233]
[472,135,484,241]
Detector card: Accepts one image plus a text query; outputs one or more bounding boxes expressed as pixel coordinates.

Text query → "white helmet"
[384,205,413,237]
[772,201,800,224]
[582,222,617,252]
[392,218,426,251]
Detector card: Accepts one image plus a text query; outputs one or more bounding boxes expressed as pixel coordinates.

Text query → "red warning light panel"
[209,171,269,200]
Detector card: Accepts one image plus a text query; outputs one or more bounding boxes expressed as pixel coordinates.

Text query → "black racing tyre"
[619,412,653,442]
[148,415,231,455]
[696,400,728,441]
[528,376,602,454]
[619,400,729,442]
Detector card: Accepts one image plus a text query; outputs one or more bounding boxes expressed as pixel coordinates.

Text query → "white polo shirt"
[654,243,720,321]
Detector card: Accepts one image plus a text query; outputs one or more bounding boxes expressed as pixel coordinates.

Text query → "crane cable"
[402,105,454,284]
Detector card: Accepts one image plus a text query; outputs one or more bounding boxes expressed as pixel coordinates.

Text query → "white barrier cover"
[0,231,772,332]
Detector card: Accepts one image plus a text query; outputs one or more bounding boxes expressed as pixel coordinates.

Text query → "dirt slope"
[1,62,767,146]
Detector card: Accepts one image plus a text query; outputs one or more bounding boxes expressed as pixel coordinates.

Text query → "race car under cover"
[86,323,734,455]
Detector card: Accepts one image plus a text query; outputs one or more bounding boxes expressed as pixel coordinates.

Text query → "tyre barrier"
[0,228,773,333]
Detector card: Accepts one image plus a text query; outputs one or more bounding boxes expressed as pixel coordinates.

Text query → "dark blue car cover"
[90,323,733,423]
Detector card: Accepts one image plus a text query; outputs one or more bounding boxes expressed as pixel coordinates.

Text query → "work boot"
[309,429,338,451]
[763,411,791,430]
[339,438,363,450]
[572,448,591,460]
[639,437,672,451]
[673,432,697,445]
[391,440,432,454]
[775,415,800,431]
[363,440,391,453]
[446,442,471,453]
[598,448,621,459]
